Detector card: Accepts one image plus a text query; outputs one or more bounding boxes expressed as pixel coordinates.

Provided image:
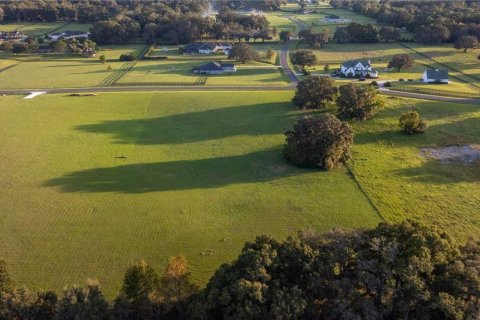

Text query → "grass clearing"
[350,97,480,241]
[0,91,380,297]
[0,60,125,89]
[97,44,146,61]
[402,43,480,86]
[56,22,92,33]
[0,22,66,36]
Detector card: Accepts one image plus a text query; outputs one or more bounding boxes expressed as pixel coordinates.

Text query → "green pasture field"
[97,44,145,61]
[0,22,66,36]
[0,59,125,89]
[350,97,480,241]
[0,45,144,89]
[149,45,230,60]
[390,81,480,98]
[55,22,92,33]
[0,92,381,297]
[0,58,17,71]
[404,43,480,85]
[150,43,281,65]
[297,42,480,95]
[116,60,289,86]
[262,11,298,33]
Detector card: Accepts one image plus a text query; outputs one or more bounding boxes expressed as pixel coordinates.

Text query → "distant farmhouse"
[422,69,449,83]
[47,30,90,41]
[322,14,351,23]
[192,61,237,75]
[0,31,27,41]
[339,59,378,78]
[182,42,232,55]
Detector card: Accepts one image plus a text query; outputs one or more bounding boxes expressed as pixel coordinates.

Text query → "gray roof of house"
[198,62,224,71]
[184,43,215,51]
[425,69,448,80]
[183,42,232,52]
[342,59,371,68]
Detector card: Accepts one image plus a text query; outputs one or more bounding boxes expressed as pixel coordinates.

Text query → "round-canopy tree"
[399,110,426,134]
[388,53,414,71]
[279,30,292,42]
[228,43,260,63]
[291,50,317,71]
[284,114,353,170]
[292,76,338,109]
[454,35,479,53]
[337,83,384,120]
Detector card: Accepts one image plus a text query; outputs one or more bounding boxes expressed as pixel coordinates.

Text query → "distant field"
[0,60,125,89]
[390,82,480,98]
[150,43,282,65]
[56,22,92,33]
[0,22,66,36]
[302,42,425,80]
[97,44,146,61]
[0,92,380,297]
[262,11,297,34]
[298,42,480,95]
[404,43,480,86]
[0,45,145,89]
[116,60,289,86]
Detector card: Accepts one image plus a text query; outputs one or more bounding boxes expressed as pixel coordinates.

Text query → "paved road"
[280,40,298,85]
[279,16,309,86]
[0,85,295,96]
[379,87,480,104]
[2,84,479,105]
[377,80,480,105]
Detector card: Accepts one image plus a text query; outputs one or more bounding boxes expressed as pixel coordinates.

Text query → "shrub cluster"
[119,53,136,61]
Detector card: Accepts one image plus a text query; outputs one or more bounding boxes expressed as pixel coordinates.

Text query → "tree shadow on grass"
[75,102,314,145]
[44,149,313,193]
[354,102,480,146]
[393,159,480,184]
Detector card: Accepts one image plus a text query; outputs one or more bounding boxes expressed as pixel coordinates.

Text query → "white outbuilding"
[422,69,449,83]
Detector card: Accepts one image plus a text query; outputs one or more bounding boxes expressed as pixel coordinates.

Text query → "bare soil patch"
[420,145,480,164]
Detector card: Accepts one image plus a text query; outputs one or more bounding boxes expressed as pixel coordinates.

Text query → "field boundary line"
[44,21,72,36]
[346,162,386,222]
[0,64,18,74]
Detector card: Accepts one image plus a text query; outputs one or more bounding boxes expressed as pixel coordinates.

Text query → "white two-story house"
[339,59,378,78]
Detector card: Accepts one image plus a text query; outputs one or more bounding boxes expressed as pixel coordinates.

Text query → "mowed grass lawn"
[0,45,143,89]
[0,92,381,297]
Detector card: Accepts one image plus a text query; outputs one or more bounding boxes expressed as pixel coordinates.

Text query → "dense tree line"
[349,0,480,44]
[1,221,479,319]
[0,0,279,45]
[0,0,218,45]
[210,6,271,43]
[0,0,210,23]
[191,220,480,319]
[214,0,285,11]
[334,22,380,43]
